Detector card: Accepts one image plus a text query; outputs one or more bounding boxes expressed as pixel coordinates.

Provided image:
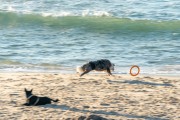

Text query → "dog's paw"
[22,103,30,106]
[108,74,115,77]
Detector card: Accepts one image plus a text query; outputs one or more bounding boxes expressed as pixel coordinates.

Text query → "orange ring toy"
[130,65,140,76]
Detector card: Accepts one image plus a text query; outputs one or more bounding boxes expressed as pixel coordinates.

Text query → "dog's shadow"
[40,104,166,120]
[107,80,173,87]
[41,104,70,110]
[122,80,173,86]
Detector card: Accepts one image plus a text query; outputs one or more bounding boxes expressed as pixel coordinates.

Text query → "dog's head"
[110,63,115,71]
[24,88,33,98]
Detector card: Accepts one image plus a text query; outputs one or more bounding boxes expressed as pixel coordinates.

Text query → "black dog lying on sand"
[76,59,115,77]
[23,88,59,106]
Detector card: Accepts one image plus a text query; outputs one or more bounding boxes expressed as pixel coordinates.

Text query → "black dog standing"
[23,88,59,106]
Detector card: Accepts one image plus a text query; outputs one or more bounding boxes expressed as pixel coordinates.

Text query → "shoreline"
[0,71,179,78]
[0,72,179,119]
[0,64,180,76]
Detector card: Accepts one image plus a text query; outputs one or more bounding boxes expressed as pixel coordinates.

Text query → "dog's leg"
[51,99,59,102]
[80,70,90,77]
[24,102,30,106]
[106,68,112,76]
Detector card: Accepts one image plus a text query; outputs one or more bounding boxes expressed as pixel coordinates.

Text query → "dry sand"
[0,72,179,120]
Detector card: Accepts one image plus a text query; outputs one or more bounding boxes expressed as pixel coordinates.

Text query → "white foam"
[82,10,112,17]
[41,11,72,17]
[93,10,111,17]
[3,6,112,18]
[55,11,72,17]
[82,9,90,17]
[41,12,53,17]
[7,6,15,12]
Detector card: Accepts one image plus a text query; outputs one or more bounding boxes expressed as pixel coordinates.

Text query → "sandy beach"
[0,72,179,120]
[1,0,180,120]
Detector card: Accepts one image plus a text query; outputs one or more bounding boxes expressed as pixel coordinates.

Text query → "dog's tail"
[51,99,59,102]
[76,66,84,73]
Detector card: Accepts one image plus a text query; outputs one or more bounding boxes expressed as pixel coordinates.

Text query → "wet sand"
[0,73,179,120]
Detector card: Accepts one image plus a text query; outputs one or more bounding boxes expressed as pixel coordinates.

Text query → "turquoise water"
[0,0,180,74]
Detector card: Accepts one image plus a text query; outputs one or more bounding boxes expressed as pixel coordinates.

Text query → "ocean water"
[0,0,180,75]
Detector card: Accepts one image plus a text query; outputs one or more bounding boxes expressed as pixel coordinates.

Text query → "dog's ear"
[24,88,27,92]
[30,89,33,92]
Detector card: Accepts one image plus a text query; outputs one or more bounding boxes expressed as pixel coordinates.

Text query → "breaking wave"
[0,11,180,32]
